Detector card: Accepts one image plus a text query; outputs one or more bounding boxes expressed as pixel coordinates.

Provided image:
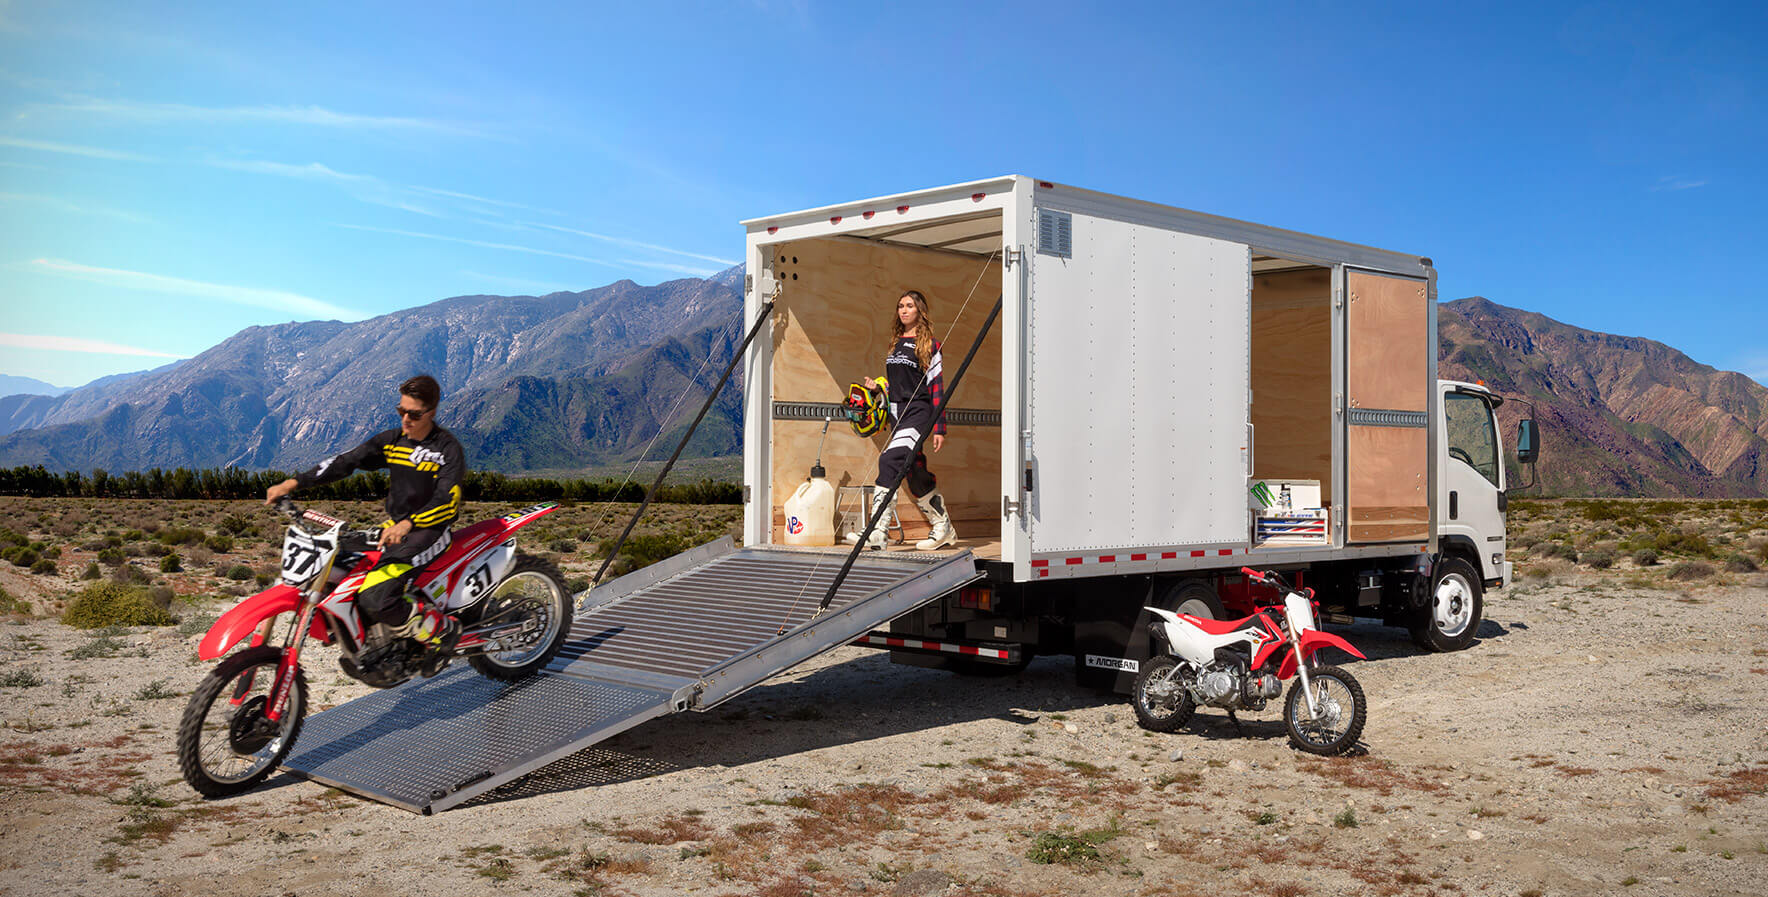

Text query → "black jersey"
[295,426,467,529]
[884,336,945,435]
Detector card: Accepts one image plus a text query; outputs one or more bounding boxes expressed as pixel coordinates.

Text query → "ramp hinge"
[743,484,751,503]
[1004,246,1022,270]
[1003,495,1021,518]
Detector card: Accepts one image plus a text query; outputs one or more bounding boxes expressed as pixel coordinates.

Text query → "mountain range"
[4,274,1766,498]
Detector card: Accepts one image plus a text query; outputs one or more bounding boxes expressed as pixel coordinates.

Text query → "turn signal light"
[957,585,993,611]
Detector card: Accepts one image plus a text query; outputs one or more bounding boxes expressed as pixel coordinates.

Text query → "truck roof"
[742,175,1429,276]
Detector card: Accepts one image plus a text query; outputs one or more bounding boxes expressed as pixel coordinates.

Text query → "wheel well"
[1438,536,1485,579]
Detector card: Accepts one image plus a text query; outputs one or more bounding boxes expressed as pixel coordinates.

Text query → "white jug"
[782,474,836,546]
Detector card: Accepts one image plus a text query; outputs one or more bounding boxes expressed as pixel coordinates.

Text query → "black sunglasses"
[395,406,432,419]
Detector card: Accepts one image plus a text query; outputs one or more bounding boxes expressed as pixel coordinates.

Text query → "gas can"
[782,474,836,546]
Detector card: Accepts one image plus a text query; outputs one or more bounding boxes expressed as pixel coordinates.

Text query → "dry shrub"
[1520,557,1574,583]
[785,783,920,847]
[1298,756,1449,796]
[61,581,173,629]
[612,814,712,845]
[1703,766,1768,803]
[1666,561,1714,581]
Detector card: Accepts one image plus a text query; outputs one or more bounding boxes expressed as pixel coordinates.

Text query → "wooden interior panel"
[768,234,1003,550]
[1250,268,1333,504]
[1346,425,1429,542]
[1346,271,1429,412]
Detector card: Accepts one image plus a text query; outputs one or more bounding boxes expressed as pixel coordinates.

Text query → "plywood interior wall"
[768,235,1003,542]
[1250,267,1333,505]
[1345,269,1431,543]
[1346,426,1429,542]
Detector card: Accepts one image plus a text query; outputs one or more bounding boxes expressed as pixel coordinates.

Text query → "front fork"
[231,595,316,723]
[1290,631,1322,720]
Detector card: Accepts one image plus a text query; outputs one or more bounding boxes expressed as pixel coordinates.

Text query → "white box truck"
[285,176,1544,811]
[741,175,1537,691]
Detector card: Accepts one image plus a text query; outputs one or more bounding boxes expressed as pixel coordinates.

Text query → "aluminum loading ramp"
[281,538,980,813]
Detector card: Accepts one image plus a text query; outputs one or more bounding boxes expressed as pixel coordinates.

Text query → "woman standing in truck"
[845,289,957,551]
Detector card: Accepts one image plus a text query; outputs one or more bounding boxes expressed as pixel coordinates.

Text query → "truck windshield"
[1444,393,1500,487]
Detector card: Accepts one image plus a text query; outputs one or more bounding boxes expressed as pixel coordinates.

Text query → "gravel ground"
[1,562,1765,897]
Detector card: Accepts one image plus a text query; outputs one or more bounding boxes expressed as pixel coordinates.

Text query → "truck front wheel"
[1409,557,1483,652]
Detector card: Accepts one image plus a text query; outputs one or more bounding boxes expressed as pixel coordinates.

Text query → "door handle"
[1449,490,1458,520]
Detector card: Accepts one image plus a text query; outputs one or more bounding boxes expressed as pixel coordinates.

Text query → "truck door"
[1344,270,1432,544]
[1439,386,1506,580]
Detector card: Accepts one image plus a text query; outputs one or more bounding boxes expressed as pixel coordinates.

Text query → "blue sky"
[1,1,1764,388]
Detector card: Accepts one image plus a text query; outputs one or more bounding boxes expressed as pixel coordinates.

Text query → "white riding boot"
[914,489,957,550]
[843,487,891,550]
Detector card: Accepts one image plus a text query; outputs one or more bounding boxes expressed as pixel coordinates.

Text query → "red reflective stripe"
[1099,554,1115,563]
[1031,559,1049,568]
[1130,553,1146,561]
[1065,557,1083,565]
[1218,549,1233,556]
[1162,552,1176,559]
[1192,550,1206,557]
[1038,569,1049,578]
[830,215,843,224]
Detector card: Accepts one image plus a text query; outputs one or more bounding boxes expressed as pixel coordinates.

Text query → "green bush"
[224,565,254,581]
[30,558,57,575]
[7,547,40,568]
[42,546,60,560]
[96,547,125,566]
[1582,547,1617,570]
[219,515,253,535]
[156,526,204,546]
[0,528,25,547]
[204,534,234,554]
[1723,553,1758,573]
[1633,549,1660,567]
[598,533,689,575]
[159,553,182,573]
[61,582,174,629]
[109,564,151,585]
[80,562,101,580]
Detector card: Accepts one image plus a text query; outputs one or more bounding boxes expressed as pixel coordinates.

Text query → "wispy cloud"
[533,223,739,266]
[32,99,491,138]
[1651,175,1707,191]
[0,135,153,162]
[0,192,153,224]
[0,332,186,359]
[30,259,363,321]
[411,186,563,217]
[206,158,376,184]
[333,224,616,267]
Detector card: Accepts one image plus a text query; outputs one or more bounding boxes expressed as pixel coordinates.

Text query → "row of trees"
[0,465,740,505]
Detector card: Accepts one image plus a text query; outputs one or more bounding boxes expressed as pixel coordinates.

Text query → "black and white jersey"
[884,336,945,435]
[295,426,467,529]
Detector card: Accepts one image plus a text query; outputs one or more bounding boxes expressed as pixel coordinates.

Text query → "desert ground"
[0,496,1765,897]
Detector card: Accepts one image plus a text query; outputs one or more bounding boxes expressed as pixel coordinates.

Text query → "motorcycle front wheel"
[1283,663,1365,756]
[176,645,307,798]
[468,553,572,680]
[1131,655,1196,732]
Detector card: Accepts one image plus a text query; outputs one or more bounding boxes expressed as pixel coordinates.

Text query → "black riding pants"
[356,526,452,626]
[876,401,938,499]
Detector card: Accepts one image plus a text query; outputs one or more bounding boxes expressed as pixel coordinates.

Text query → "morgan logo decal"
[1085,655,1138,673]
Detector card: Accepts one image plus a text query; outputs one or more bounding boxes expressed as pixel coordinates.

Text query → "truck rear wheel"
[1409,557,1483,652]
[1160,578,1224,620]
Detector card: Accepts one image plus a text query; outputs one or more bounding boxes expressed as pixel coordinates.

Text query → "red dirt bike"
[1132,566,1368,755]
[176,498,573,797]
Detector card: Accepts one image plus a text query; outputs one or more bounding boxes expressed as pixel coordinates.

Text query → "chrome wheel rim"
[480,571,564,667]
[195,659,297,785]
[1138,663,1186,721]
[1291,674,1355,748]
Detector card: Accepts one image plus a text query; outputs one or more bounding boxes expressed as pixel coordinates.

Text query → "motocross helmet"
[844,377,888,437]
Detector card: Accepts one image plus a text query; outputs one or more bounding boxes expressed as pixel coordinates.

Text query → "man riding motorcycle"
[264,374,465,649]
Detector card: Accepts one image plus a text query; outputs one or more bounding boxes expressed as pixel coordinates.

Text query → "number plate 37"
[280,527,337,586]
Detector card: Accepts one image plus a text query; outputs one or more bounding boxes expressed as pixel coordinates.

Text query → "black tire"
[1159,578,1225,620]
[1409,557,1483,652]
[1284,663,1365,756]
[1131,655,1195,732]
[176,645,306,799]
[469,553,573,680]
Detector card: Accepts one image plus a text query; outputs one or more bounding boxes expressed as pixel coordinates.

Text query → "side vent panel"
[1037,209,1072,258]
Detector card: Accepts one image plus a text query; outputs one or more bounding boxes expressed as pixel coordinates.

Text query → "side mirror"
[1516,419,1539,465]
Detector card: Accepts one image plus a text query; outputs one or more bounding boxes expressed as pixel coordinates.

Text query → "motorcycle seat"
[1179,613,1272,636]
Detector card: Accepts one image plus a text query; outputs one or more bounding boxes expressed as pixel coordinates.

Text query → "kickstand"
[1226,709,1247,736]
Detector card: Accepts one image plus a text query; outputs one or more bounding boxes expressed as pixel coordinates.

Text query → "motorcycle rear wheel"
[1131,655,1196,732]
[1283,663,1365,756]
[176,646,307,798]
[469,553,572,680]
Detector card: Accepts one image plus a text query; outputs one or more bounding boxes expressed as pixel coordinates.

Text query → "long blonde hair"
[893,290,937,371]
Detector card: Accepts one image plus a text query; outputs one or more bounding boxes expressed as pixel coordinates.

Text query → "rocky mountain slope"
[1439,297,1768,497]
